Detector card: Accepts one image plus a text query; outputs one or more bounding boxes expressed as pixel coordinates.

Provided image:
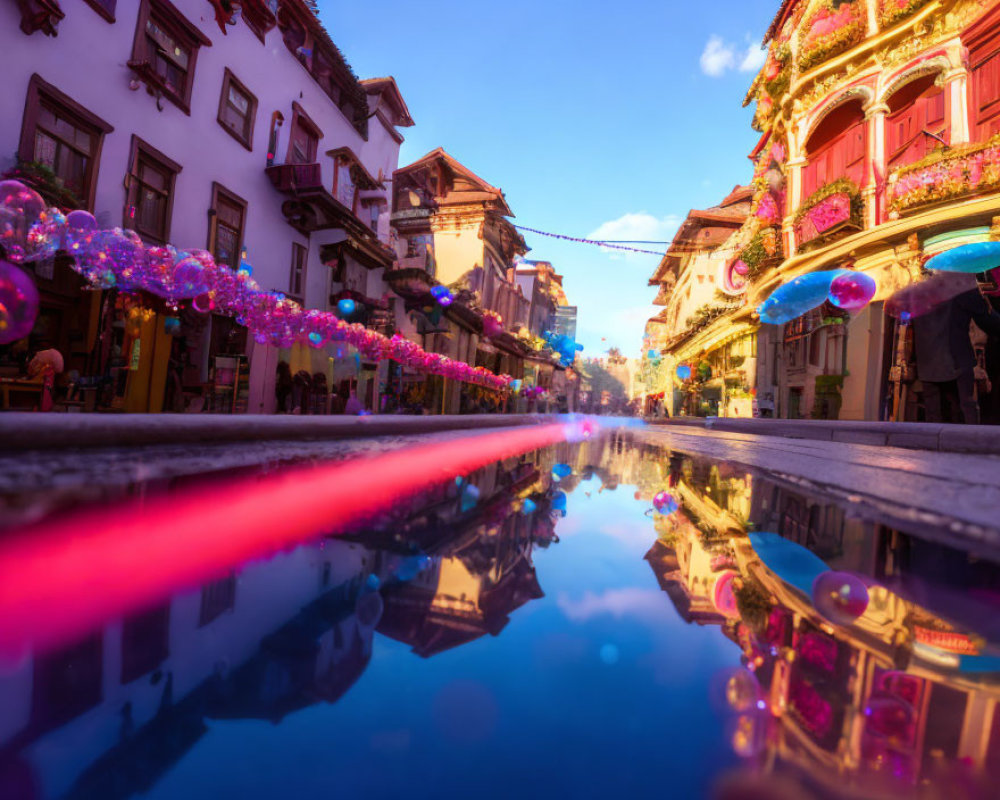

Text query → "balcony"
[887,137,1000,218]
[793,180,863,251]
[396,251,435,275]
[265,162,382,253]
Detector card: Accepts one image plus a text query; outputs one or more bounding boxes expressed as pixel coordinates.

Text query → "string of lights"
[513,225,667,256]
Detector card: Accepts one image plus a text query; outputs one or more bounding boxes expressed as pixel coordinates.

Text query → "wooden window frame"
[886,76,949,170]
[126,135,181,244]
[966,6,1000,141]
[289,242,307,300]
[217,68,257,151]
[18,74,113,212]
[286,101,323,164]
[208,182,248,271]
[129,0,212,115]
[83,0,116,22]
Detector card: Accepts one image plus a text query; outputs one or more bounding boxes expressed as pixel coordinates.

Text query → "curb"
[645,417,1000,455]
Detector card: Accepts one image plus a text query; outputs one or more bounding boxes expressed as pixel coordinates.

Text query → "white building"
[2,1,415,413]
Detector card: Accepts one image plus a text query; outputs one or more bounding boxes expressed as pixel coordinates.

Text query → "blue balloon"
[925,242,1000,273]
[552,463,572,480]
[758,269,846,325]
[430,285,454,306]
[676,364,692,381]
[521,498,537,515]
[551,490,567,512]
[337,298,357,316]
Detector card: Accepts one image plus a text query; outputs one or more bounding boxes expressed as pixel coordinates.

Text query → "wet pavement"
[0,427,998,799]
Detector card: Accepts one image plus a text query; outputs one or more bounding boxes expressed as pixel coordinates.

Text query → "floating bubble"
[828,271,876,310]
[365,573,381,591]
[551,490,567,513]
[307,331,325,348]
[728,713,767,758]
[163,316,182,336]
[676,364,692,380]
[173,256,210,298]
[521,498,537,514]
[885,271,977,320]
[0,260,40,344]
[924,241,1000,273]
[758,269,844,325]
[337,298,357,316]
[653,491,678,515]
[864,692,916,741]
[430,285,454,306]
[723,668,762,713]
[0,180,45,263]
[509,379,522,392]
[552,463,573,480]
[460,483,480,512]
[812,570,869,625]
[192,292,215,314]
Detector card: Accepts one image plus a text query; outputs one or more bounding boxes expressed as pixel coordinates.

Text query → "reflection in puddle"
[0,433,998,799]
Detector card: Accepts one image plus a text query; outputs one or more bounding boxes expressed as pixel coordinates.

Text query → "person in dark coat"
[914,287,1000,424]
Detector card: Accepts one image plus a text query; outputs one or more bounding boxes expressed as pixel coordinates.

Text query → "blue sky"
[321,0,779,356]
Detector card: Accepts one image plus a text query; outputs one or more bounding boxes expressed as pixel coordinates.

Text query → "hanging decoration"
[512,224,666,256]
[1,180,513,390]
[758,267,879,325]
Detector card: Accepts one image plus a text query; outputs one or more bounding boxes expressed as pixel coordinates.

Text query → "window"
[801,101,867,198]
[199,573,236,626]
[209,183,247,270]
[287,102,321,164]
[130,0,211,114]
[290,242,307,298]
[334,158,356,210]
[886,75,948,169]
[83,0,116,22]
[217,69,257,150]
[266,110,284,166]
[120,604,170,684]
[18,74,112,210]
[126,136,180,243]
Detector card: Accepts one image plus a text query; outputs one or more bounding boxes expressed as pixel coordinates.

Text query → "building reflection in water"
[638,444,1000,800]
[0,439,603,800]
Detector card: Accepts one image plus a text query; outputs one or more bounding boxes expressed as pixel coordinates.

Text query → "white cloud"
[739,44,767,73]
[700,35,737,77]
[557,588,669,623]
[701,34,766,77]
[586,212,680,261]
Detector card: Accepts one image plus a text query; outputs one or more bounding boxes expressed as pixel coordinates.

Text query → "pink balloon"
[828,272,876,310]
[0,260,40,344]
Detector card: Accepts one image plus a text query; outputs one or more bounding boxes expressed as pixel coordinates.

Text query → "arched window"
[801,100,867,198]
[886,75,947,170]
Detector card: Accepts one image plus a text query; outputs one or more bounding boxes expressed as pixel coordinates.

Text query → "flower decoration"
[879,0,932,28]
[798,0,866,73]
[888,134,1000,216]
[793,179,863,249]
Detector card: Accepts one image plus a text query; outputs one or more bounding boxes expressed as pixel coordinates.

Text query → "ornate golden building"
[736,0,1000,421]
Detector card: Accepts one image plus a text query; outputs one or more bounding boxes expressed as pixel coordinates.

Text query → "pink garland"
[1,179,513,390]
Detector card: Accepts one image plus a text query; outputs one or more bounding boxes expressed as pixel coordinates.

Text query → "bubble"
[925,241,1000,273]
[676,364,692,380]
[430,285,454,306]
[758,269,844,325]
[812,570,869,626]
[723,668,762,712]
[509,379,522,392]
[521,498,537,514]
[337,298,357,316]
[728,713,767,758]
[365,573,381,591]
[599,643,619,665]
[551,490,567,513]
[864,692,916,741]
[552,463,572,480]
[307,331,325,347]
[460,483,480,512]
[0,181,45,263]
[828,271,877,310]
[192,292,215,314]
[173,256,210,298]
[0,260,40,344]
[163,316,182,336]
[653,491,678,514]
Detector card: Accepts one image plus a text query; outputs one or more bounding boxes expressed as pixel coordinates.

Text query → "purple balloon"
[812,571,869,625]
[0,260,40,344]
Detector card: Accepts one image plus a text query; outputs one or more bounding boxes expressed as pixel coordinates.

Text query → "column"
[865,102,889,227]
[784,156,806,259]
[942,67,970,145]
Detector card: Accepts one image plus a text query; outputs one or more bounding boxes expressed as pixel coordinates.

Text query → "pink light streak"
[0,422,585,660]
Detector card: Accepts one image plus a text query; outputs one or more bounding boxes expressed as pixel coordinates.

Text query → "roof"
[648,186,752,285]
[361,77,415,127]
[764,0,800,44]
[397,147,513,217]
